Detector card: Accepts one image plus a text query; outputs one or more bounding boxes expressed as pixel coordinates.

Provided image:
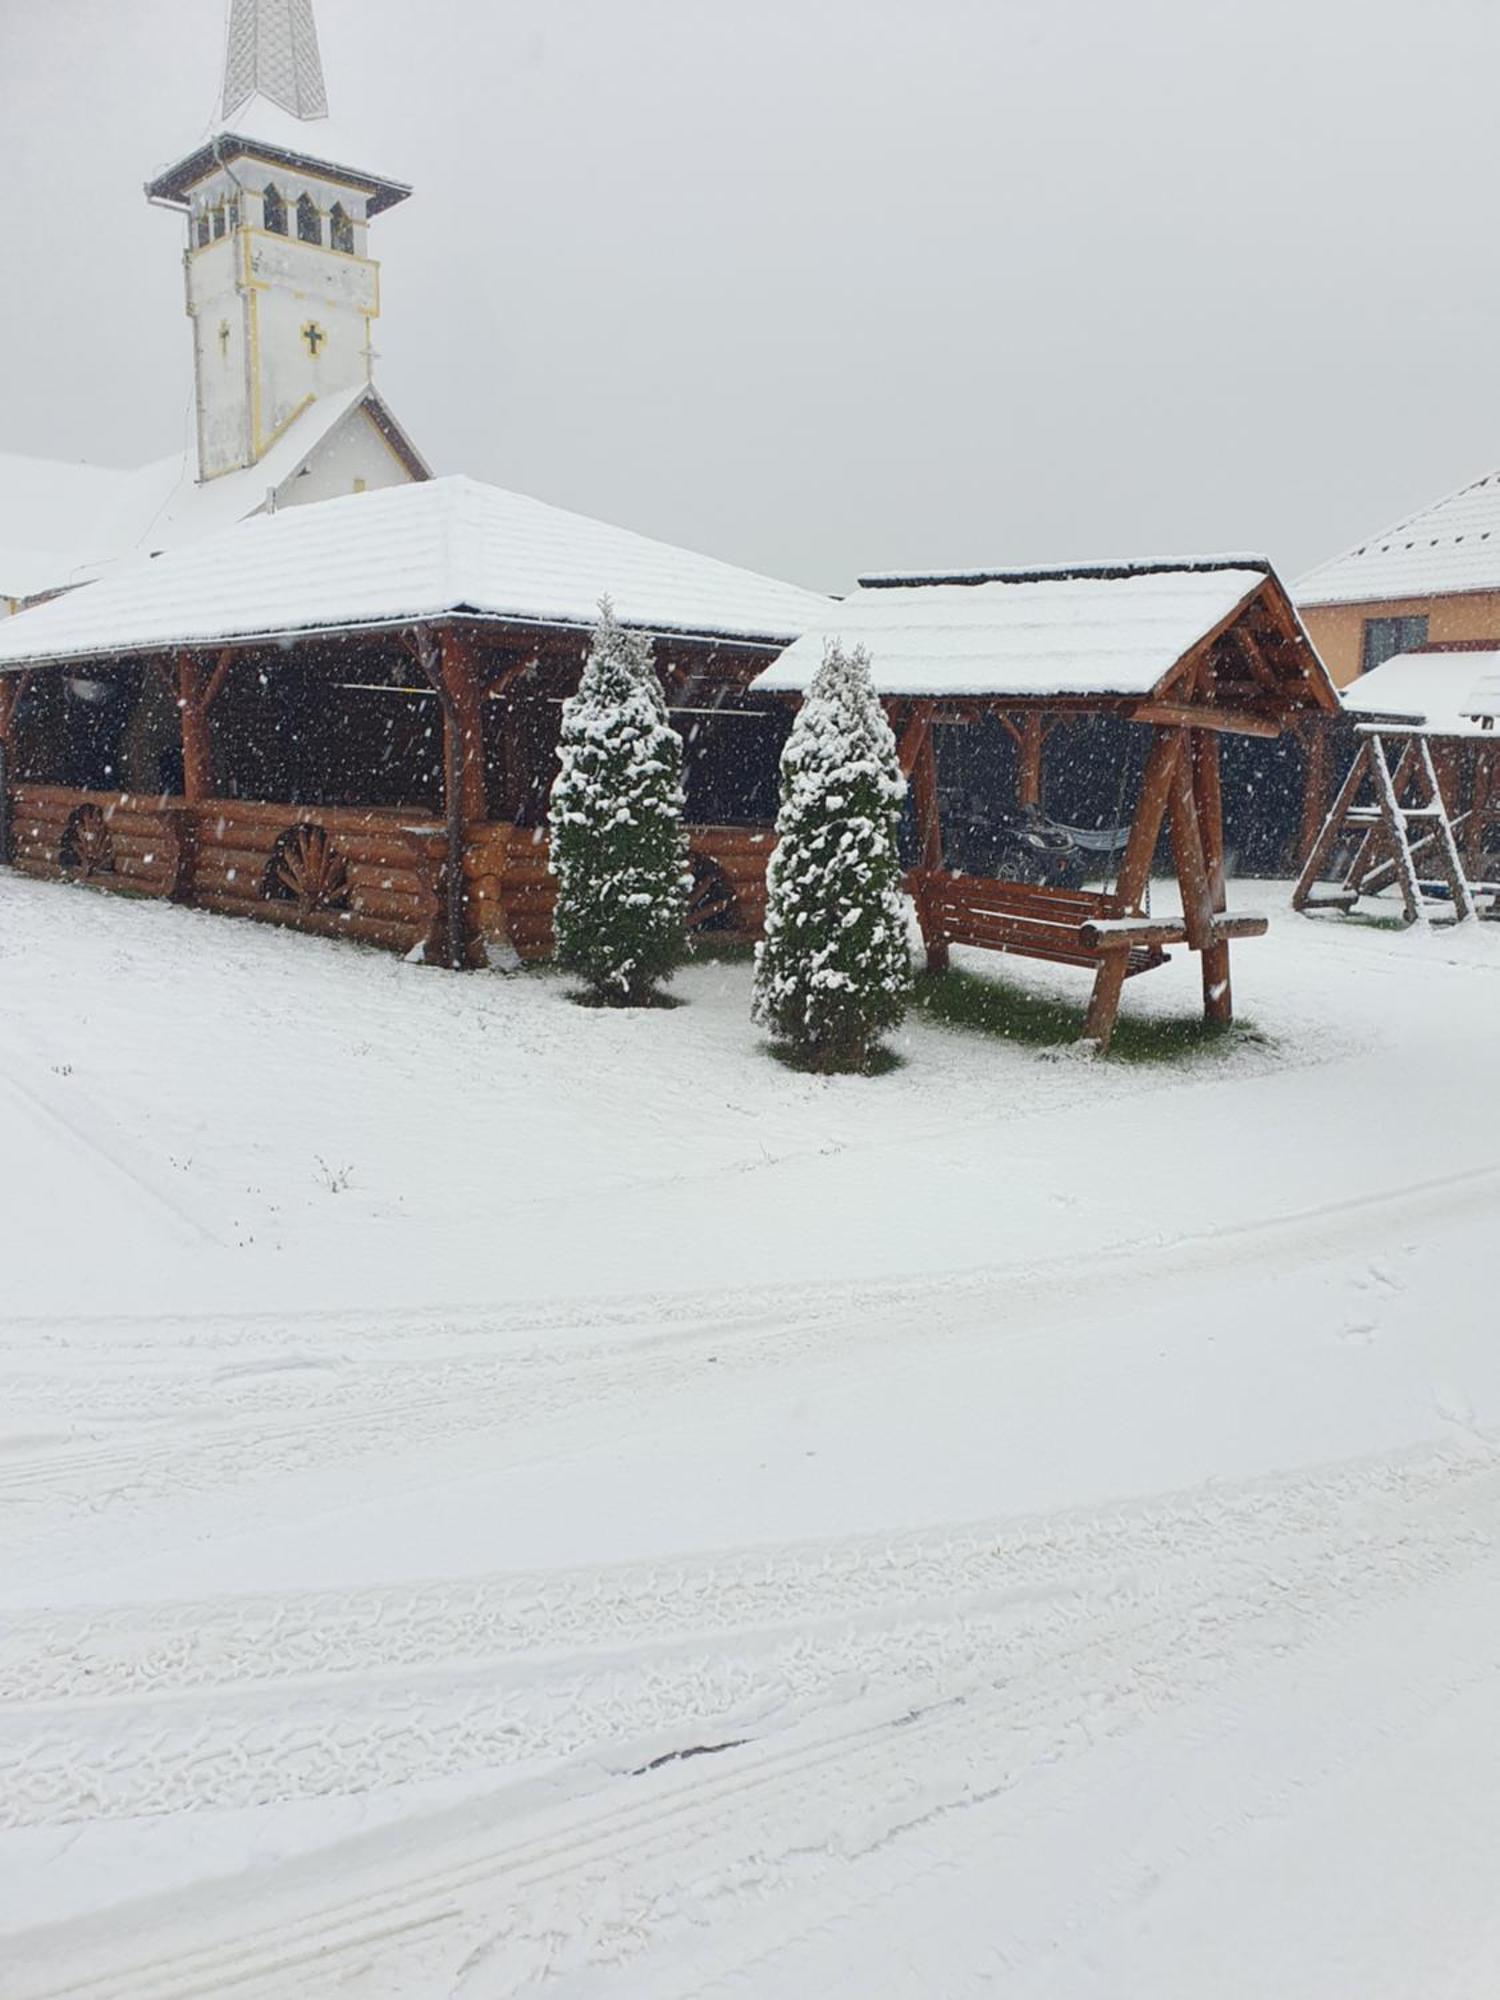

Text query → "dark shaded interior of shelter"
[3,638,794,829]
[931,713,1348,877]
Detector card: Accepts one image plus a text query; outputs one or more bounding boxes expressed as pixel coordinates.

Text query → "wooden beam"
[1082,727,1182,1048]
[0,671,30,744]
[200,646,238,714]
[895,707,929,779]
[1166,751,1215,951]
[436,625,488,827]
[176,653,214,803]
[1191,729,1232,1026]
[907,713,949,973]
[1144,581,1264,704]
[1298,716,1329,866]
[1016,712,1045,809]
[1225,624,1283,698]
[1129,702,1281,740]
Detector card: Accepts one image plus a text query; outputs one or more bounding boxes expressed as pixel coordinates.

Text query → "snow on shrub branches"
[753,639,912,1070]
[549,598,688,1005]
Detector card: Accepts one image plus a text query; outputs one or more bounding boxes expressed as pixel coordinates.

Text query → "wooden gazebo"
[754,558,1338,1050]
[0,475,826,968]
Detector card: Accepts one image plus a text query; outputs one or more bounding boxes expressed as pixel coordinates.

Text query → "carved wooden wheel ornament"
[60,804,114,880]
[263,822,350,915]
[685,851,739,933]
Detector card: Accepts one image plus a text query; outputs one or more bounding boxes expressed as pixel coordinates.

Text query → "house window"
[297,194,322,245]
[1360,615,1429,674]
[262,183,287,235]
[194,207,211,249]
[226,195,241,231]
[212,203,226,240]
[330,202,354,254]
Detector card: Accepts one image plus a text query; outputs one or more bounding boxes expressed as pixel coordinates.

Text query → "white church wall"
[281,406,416,507]
[251,241,375,452]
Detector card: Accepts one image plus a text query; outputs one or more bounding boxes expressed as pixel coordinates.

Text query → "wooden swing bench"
[912,868,1267,979]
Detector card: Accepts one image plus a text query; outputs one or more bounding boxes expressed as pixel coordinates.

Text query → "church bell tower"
[145,0,412,484]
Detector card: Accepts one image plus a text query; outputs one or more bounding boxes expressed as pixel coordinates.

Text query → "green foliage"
[549,600,688,1005]
[753,641,912,1071]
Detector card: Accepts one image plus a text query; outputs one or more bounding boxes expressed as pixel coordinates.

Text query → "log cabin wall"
[0,620,788,966]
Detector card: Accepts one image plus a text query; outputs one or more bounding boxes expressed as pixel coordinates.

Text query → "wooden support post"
[908,708,949,974]
[0,672,24,746]
[1190,727,1233,1027]
[0,681,13,869]
[408,625,488,969]
[1083,727,1182,1049]
[176,653,214,803]
[1017,712,1044,809]
[1166,751,1214,952]
[437,626,488,828]
[1298,717,1328,866]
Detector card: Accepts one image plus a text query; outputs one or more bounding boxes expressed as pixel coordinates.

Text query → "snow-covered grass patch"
[913,962,1268,1064]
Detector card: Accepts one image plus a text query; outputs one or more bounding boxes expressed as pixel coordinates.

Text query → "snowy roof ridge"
[222,0,329,122]
[0,388,425,605]
[752,563,1318,702]
[1296,463,1500,608]
[860,555,1273,590]
[0,474,830,668]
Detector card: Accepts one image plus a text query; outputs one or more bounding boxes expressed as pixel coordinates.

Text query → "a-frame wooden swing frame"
[1293,723,1492,925]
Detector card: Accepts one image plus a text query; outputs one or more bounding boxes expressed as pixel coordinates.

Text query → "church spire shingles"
[222,0,330,122]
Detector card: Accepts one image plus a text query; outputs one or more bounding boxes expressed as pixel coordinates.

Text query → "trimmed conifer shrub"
[548,599,688,1005]
[752,639,912,1070]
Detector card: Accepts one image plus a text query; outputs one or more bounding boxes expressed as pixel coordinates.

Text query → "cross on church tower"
[146,0,414,484]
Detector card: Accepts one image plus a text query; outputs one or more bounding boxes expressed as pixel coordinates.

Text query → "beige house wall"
[1300,591,1500,686]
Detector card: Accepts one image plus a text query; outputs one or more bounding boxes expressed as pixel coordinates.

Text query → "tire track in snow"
[7,1441,1498,1999]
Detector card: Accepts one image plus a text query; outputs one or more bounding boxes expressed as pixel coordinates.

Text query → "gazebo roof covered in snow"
[753,556,1336,714]
[1343,649,1500,734]
[0,475,830,670]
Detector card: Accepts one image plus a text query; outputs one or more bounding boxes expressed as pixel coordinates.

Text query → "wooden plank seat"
[911,868,1266,981]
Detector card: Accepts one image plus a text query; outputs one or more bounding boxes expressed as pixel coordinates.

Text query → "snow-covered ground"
[1,871,1497,1998]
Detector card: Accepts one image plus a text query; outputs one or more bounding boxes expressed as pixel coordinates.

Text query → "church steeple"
[144,0,411,485]
[222,0,330,123]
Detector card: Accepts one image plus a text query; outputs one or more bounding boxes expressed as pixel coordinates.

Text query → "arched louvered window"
[297,194,322,245]
[329,203,354,255]
[262,183,287,235]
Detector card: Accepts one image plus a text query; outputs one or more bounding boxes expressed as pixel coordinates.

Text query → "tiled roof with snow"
[0,390,425,603]
[1296,468,1500,608]
[0,475,830,669]
[752,559,1277,700]
[1343,649,1500,733]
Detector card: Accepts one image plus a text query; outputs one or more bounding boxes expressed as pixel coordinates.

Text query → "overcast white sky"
[3,0,1499,593]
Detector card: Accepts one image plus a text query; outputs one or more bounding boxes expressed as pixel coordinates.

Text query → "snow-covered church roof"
[0,389,425,606]
[0,475,830,669]
[753,557,1329,703]
[1296,466,1500,609]
[1343,649,1500,734]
